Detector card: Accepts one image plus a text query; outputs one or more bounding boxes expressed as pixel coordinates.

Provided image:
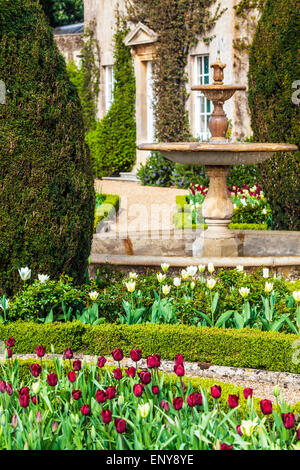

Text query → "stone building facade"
[84,0,260,170]
[54,23,84,67]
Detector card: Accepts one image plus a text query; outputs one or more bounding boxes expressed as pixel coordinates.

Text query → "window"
[194,55,211,141]
[105,65,114,112]
[146,61,155,142]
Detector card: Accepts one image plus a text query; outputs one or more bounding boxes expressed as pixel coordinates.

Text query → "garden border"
[1,322,299,374]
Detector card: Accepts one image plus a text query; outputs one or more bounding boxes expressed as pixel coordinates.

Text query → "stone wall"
[54,33,83,66]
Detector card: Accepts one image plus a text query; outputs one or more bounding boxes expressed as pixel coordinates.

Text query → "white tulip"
[173,277,181,287]
[125,281,136,293]
[162,285,171,296]
[129,272,138,280]
[293,291,300,302]
[190,281,195,291]
[198,264,205,273]
[263,268,269,278]
[157,273,166,283]
[32,381,40,395]
[206,278,216,290]
[161,263,170,273]
[89,291,99,301]
[0,298,9,311]
[186,265,197,278]
[208,263,214,274]
[181,269,189,281]
[240,418,259,437]
[265,282,273,294]
[38,274,49,283]
[18,267,31,281]
[236,265,243,272]
[239,287,250,298]
[138,403,150,418]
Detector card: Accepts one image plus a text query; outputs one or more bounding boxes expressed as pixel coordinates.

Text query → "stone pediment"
[124,22,158,47]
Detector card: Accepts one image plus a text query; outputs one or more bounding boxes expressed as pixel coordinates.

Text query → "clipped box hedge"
[0,322,299,374]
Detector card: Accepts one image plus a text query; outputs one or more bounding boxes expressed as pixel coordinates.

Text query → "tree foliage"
[40,0,83,27]
[0,0,95,294]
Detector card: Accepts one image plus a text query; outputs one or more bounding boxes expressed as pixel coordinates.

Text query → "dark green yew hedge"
[0,322,299,374]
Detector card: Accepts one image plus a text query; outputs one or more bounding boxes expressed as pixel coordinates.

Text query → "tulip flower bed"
[1,339,300,450]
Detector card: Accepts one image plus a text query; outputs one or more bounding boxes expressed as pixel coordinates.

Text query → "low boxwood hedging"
[94,194,120,232]
[173,212,267,231]
[1,322,299,374]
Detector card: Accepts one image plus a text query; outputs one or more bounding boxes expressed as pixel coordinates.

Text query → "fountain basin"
[137,142,298,166]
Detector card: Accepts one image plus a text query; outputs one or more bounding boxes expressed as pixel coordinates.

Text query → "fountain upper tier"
[137,142,298,166]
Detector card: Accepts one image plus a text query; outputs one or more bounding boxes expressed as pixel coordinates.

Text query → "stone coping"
[138,142,298,153]
[11,354,300,389]
[91,253,300,267]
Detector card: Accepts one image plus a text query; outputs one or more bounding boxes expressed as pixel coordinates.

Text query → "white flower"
[0,298,9,311]
[241,198,247,206]
[265,282,273,294]
[190,281,195,290]
[190,204,195,211]
[181,269,189,281]
[263,268,269,278]
[206,278,216,290]
[173,277,181,287]
[129,272,138,280]
[293,291,300,302]
[240,418,259,437]
[125,281,136,293]
[162,285,171,296]
[89,291,99,301]
[198,264,205,273]
[233,204,237,209]
[186,265,197,278]
[239,287,250,298]
[32,381,40,395]
[18,267,31,281]
[208,263,214,274]
[236,265,243,272]
[138,403,150,418]
[195,202,200,208]
[262,208,267,215]
[161,263,170,273]
[157,273,166,283]
[38,274,49,283]
[118,395,124,406]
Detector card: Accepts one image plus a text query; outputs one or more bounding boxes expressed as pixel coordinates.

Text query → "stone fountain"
[138,58,298,257]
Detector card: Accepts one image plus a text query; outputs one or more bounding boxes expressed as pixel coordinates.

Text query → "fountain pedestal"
[192,165,240,256]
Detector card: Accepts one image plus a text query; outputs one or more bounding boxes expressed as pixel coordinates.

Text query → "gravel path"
[95,179,188,234]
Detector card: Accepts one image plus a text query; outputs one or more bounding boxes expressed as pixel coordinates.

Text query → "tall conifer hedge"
[0,0,95,294]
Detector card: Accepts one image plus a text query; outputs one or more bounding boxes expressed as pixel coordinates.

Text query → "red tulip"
[130,349,142,362]
[173,397,183,410]
[153,354,160,368]
[31,395,40,405]
[139,371,151,385]
[47,373,58,387]
[243,388,253,399]
[161,400,170,411]
[187,393,198,407]
[18,388,30,408]
[80,404,90,416]
[228,394,239,409]
[113,368,123,380]
[0,381,6,393]
[260,399,273,415]
[237,425,243,436]
[115,418,126,434]
[6,337,15,348]
[101,409,112,424]
[112,349,123,362]
[211,385,221,399]
[6,349,12,359]
[195,392,203,406]
[220,443,233,450]
[64,348,73,360]
[152,386,159,395]
[97,356,107,368]
[146,355,156,369]
[174,364,185,377]
[72,389,82,400]
[296,428,300,441]
[105,386,116,400]
[125,367,136,378]
[282,413,295,429]
[174,354,184,366]
[133,384,144,397]
[35,345,46,358]
[68,371,76,383]
[6,384,13,396]
[30,363,42,378]
[96,389,107,404]
[73,360,82,371]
